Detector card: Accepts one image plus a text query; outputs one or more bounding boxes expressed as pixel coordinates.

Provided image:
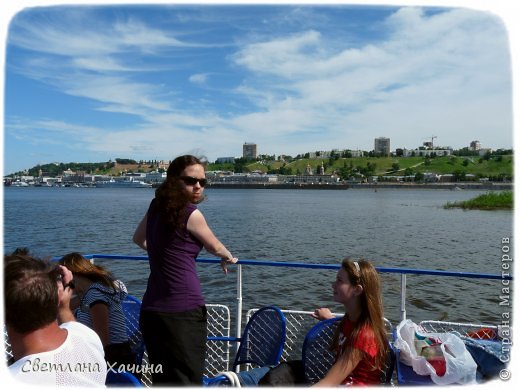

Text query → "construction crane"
[424,135,437,149]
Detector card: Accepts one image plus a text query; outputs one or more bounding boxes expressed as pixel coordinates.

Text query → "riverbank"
[206,182,513,190]
[444,191,513,210]
[349,182,512,190]
[206,183,349,190]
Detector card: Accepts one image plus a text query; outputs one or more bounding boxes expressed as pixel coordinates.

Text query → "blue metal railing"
[79,254,511,280]
[77,254,512,341]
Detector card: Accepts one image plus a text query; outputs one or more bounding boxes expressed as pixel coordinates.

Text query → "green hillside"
[9,154,513,181]
[224,155,513,180]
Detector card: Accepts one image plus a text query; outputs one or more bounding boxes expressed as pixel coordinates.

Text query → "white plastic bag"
[394,319,478,385]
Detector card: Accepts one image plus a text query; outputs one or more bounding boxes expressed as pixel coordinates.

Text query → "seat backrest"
[301,317,340,384]
[106,370,143,387]
[233,306,286,371]
[121,295,145,365]
[303,317,395,385]
[382,341,396,384]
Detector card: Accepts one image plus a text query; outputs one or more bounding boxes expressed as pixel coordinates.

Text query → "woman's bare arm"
[187,210,237,273]
[133,213,148,250]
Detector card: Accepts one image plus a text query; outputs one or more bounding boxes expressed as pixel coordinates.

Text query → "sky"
[1,1,516,175]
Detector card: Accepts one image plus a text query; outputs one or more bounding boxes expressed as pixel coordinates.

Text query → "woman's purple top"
[141,199,205,313]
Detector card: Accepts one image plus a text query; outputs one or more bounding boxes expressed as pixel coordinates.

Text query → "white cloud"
[233,30,323,77]
[189,73,209,84]
[72,57,133,72]
[228,7,511,152]
[9,11,201,58]
[4,5,513,172]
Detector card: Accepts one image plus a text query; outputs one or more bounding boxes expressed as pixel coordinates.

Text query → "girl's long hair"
[154,155,206,230]
[59,252,117,291]
[331,258,389,372]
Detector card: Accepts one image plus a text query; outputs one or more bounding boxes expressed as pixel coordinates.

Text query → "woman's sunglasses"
[180,176,208,187]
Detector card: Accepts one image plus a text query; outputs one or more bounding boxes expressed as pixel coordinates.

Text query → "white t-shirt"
[8,321,107,387]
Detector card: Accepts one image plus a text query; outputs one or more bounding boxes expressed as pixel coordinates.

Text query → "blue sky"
[2,1,515,174]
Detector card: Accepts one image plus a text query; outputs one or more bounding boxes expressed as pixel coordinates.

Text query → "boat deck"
[4,254,511,387]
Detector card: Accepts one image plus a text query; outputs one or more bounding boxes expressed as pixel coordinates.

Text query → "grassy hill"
[12,154,513,180]
[228,155,513,179]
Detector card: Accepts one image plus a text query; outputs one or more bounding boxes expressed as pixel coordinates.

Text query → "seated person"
[251,258,389,387]
[59,252,135,367]
[311,258,389,386]
[4,253,107,386]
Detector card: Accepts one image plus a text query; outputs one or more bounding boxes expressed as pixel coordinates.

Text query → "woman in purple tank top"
[133,155,237,385]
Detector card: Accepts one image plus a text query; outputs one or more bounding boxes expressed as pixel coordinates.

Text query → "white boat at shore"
[10,180,30,187]
[95,177,152,188]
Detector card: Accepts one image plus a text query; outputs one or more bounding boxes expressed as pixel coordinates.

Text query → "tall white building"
[470,140,481,151]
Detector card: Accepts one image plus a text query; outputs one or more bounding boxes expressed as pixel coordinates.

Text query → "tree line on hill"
[11,158,159,178]
[8,149,513,181]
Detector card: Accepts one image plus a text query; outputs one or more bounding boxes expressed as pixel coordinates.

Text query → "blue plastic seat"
[393,349,434,385]
[383,341,396,384]
[233,306,287,371]
[121,295,145,366]
[204,306,286,386]
[302,317,341,384]
[106,370,143,387]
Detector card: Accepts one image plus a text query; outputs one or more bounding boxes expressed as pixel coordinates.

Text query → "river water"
[3,187,513,325]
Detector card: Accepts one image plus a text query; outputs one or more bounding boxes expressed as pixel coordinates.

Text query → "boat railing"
[84,254,511,340]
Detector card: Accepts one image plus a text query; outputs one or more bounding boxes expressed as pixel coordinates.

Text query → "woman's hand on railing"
[312,308,335,321]
[220,257,238,274]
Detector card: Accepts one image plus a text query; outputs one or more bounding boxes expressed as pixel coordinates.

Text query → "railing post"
[236,264,243,342]
[400,273,407,322]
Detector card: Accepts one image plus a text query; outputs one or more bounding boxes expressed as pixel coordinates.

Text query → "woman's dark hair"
[155,155,206,229]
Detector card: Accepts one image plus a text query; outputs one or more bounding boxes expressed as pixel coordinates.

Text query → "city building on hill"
[479,148,493,156]
[470,140,481,151]
[215,157,235,164]
[374,137,390,156]
[402,148,453,157]
[308,150,337,159]
[349,150,364,158]
[243,143,257,160]
[157,160,170,170]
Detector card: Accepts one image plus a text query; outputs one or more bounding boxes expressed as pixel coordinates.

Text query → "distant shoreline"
[206,182,513,190]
